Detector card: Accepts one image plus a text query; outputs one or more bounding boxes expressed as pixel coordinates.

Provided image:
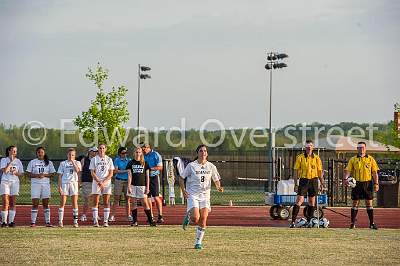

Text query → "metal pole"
[137,64,141,139]
[268,68,274,192]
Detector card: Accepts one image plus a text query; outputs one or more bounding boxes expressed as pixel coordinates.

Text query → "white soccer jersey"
[89,155,114,181]
[0,157,24,182]
[57,160,82,183]
[26,159,56,184]
[181,161,221,196]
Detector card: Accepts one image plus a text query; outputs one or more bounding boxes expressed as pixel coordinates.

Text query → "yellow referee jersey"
[294,153,322,179]
[345,155,379,182]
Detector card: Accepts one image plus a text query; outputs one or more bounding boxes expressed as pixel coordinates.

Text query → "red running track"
[3,205,400,228]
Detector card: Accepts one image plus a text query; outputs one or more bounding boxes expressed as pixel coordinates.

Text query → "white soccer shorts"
[31,182,51,199]
[187,194,211,212]
[91,180,112,195]
[127,185,147,199]
[0,179,20,196]
[61,182,79,196]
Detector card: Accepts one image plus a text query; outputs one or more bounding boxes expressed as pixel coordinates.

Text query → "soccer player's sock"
[307,205,315,221]
[31,209,38,224]
[195,226,205,245]
[2,210,8,224]
[8,210,16,223]
[72,208,78,224]
[366,206,374,225]
[291,204,300,223]
[58,208,64,223]
[131,208,138,223]
[351,207,358,224]
[92,208,99,223]
[144,209,152,223]
[103,208,110,222]
[44,208,51,224]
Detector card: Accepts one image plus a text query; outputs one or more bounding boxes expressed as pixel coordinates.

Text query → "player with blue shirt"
[110,147,131,222]
[141,143,164,224]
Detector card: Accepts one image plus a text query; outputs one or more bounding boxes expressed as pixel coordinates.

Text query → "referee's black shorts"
[351,180,373,200]
[298,177,319,197]
[147,175,160,198]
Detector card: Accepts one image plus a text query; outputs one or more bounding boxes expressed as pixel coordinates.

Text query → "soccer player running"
[57,148,82,228]
[79,147,97,222]
[343,141,379,230]
[0,146,24,227]
[89,144,114,227]
[141,143,164,223]
[127,147,156,226]
[110,147,131,222]
[27,147,56,227]
[180,144,224,250]
[290,140,325,228]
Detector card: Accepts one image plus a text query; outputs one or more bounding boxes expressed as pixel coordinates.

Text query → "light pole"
[137,64,151,139]
[265,52,288,192]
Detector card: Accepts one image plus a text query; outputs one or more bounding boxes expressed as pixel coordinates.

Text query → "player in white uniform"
[27,147,56,227]
[179,145,224,250]
[89,144,114,227]
[57,148,82,228]
[1,146,24,227]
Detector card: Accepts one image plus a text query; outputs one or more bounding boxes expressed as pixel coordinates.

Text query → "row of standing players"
[0,143,224,249]
[290,140,380,230]
[0,143,165,228]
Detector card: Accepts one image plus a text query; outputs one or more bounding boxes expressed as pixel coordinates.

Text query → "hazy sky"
[0,0,399,130]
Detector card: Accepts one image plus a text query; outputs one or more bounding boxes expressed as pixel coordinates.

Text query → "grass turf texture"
[0,226,398,265]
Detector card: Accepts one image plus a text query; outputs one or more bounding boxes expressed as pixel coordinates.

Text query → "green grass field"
[1,226,398,265]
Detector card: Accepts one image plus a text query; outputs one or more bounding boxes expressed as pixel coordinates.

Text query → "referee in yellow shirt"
[290,140,325,228]
[344,141,379,229]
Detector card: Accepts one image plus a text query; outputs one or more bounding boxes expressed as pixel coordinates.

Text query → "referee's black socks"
[307,205,315,221]
[351,207,358,224]
[366,206,374,225]
[291,204,300,223]
[144,209,153,223]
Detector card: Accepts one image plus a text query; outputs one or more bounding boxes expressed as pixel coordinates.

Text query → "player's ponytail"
[36,147,49,166]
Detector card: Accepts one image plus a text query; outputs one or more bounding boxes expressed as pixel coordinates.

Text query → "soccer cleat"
[289,222,295,228]
[80,214,87,222]
[108,215,115,222]
[182,212,191,230]
[194,244,203,250]
[1,222,8,228]
[349,223,356,229]
[73,223,79,228]
[130,222,138,227]
[157,216,164,224]
[45,223,54,228]
[30,223,36,228]
[58,222,64,228]
[8,222,15,228]
[150,220,157,227]
[93,222,99,227]
[103,222,109,227]
[369,223,378,230]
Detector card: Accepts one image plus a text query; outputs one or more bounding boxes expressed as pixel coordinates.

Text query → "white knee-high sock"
[58,208,64,223]
[195,226,206,245]
[8,210,16,223]
[1,211,8,224]
[72,208,78,224]
[44,208,51,224]
[103,208,110,222]
[92,208,99,223]
[31,209,38,224]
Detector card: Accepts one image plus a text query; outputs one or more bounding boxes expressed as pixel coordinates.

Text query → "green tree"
[74,63,130,155]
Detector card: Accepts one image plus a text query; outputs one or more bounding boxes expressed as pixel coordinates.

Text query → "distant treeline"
[0,121,397,159]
